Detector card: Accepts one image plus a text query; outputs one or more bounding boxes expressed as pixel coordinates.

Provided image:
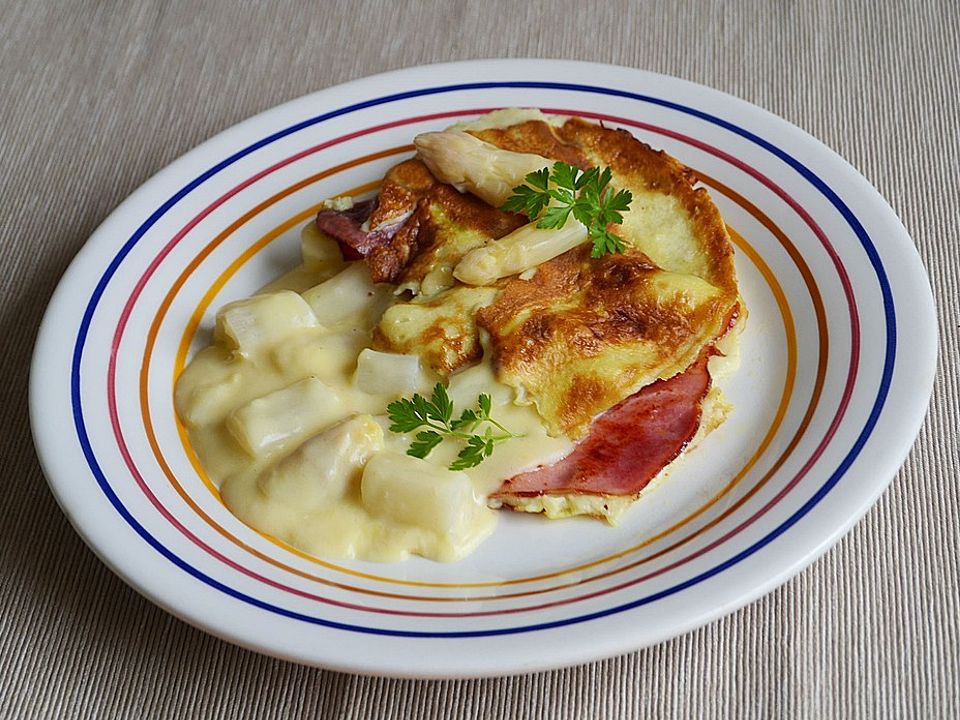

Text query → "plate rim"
[29,58,938,677]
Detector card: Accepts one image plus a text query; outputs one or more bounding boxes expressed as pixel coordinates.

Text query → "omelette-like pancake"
[339,117,739,434]
[470,118,738,297]
[315,109,743,517]
[476,244,737,437]
[373,285,499,375]
[327,159,525,290]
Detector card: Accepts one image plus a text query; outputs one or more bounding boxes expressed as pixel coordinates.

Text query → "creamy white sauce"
[174,225,572,562]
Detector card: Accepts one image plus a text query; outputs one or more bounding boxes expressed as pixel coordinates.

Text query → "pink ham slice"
[492,355,712,503]
[314,199,413,261]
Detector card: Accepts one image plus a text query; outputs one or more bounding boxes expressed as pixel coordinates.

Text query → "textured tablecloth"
[2,1,957,717]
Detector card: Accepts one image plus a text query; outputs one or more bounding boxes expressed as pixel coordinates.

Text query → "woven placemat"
[1,1,956,717]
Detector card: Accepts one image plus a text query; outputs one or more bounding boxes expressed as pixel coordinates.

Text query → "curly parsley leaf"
[450,408,479,432]
[429,383,453,425]
[387,393,433,433]
[387,383,521,470]
[589,224,627,258]
[408,430,444,459]
[478,393,492,417]
[501,161,633,258]
[501,167,551,219]
[450,431,496,471]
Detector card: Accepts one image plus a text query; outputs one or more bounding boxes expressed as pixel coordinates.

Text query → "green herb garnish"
[501,161,633,258]
[387,383,521,470]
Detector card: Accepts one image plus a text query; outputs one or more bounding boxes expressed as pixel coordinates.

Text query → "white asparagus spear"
[454,214,587,286]
[416,129,593,285]
[414,131,551,207]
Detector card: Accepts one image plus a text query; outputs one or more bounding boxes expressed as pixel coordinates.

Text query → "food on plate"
[174,108,744,562]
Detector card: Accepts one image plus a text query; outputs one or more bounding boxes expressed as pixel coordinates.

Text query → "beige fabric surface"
[2,1,957,717]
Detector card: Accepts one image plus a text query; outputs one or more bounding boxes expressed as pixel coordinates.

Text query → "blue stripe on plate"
[70,80,894,638]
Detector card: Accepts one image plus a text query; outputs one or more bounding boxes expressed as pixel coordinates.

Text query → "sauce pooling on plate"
[175,223,572,562]
[175,108,743,563]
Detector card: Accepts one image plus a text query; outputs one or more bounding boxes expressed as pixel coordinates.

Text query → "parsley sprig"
[501,162,633,258]
[387,383,521,471]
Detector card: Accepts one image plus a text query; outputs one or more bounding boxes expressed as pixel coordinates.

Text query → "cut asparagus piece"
[453,214,588,286]
[414,131,551,208]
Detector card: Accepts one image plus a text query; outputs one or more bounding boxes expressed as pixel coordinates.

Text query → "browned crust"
[470,120,590,168]
[366,164,526,284]
[371,314,482,375]
[366,212,421,282]
[476,245,733,434]
[366,158,436,228]
[365,115,741,433]
[399,184,526,287]
[553,119,737,295]
[364,159,435,283]
[373,286,500,375]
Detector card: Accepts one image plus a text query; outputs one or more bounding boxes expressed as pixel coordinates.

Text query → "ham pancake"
[315,109,744,521]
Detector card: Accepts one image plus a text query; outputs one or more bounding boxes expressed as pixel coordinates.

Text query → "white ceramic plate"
[30,60,936,678]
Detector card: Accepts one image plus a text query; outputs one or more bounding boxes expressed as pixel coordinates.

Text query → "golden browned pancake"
[472,119,738,297]
[353,112,741,442]
[363,161,525,287]
[476,245,738,437]
[373,285,499,375]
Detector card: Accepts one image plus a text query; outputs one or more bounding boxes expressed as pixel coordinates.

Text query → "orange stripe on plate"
[139,149,819,597]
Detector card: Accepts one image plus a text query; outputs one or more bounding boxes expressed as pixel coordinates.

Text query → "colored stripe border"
[70,80,894,638]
